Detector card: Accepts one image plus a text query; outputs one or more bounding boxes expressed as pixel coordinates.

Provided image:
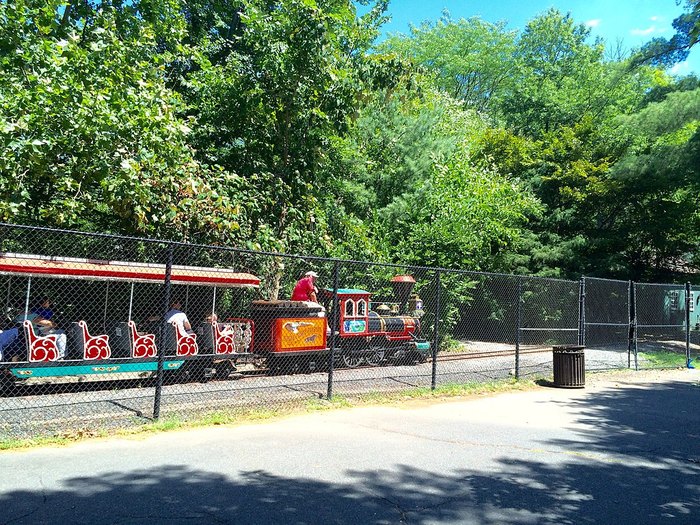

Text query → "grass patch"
[0,425,113,450]
[302,378,541,412]
[638,350,692,368]
[0,403,301,451]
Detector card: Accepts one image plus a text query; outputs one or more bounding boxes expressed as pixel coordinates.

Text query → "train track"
[231,346,552,375]
[435,346,552,362]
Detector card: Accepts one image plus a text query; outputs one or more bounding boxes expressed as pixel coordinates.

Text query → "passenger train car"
[0,252,430,391]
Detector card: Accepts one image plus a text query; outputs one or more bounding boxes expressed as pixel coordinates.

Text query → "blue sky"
[374,0,698,75]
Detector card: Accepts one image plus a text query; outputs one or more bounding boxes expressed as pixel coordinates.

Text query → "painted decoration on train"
[343,319,367,333]
[275,317,327,352]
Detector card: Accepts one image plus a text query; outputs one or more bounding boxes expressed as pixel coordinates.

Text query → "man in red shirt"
[292,271,319,302]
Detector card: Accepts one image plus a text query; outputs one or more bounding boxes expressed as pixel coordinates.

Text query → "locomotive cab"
[337,289,371,337]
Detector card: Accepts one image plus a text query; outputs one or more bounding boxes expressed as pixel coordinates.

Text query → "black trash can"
[552,345,585,388]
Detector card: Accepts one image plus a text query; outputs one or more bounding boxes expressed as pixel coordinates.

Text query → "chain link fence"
[583,277,633,371]
[0,223,697,440]
[632,282,694,370]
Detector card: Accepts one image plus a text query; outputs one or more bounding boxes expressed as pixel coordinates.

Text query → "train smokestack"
[391,275,416,313]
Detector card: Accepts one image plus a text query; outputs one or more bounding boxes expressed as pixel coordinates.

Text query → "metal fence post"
[153,243,174,420]
[578,278,586,346]
[515,277,522,380]
[326,260,340,400]
[431,270,441,390]
[686,281,692,368]
[629,280,637,370]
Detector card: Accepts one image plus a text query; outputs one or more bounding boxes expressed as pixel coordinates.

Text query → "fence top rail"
[636,323,686,328]
[520,275,579,285]
[0,223,578,283]
[635,282,686,289]
[519,327,579,331]
[583,276,630,285]
[0,222,687,288]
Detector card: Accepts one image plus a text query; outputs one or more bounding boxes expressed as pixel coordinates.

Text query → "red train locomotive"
[247,278,430,374]
[321,277,430,368]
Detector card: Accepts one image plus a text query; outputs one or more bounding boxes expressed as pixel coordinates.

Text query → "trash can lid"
[552,345,585,352]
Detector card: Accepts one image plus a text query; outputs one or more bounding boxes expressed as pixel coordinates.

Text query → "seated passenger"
[165,299,192,333]
[1,325,25,362]
[0,326,19,361]
[30,297,67,359]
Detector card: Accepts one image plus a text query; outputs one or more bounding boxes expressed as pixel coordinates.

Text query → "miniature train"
[0,252,430,390]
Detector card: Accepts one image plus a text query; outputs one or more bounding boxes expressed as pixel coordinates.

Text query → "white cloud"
[650,15,660,22]
[585,19,601,28]
[671,61,691,75]
[630,25,668,36]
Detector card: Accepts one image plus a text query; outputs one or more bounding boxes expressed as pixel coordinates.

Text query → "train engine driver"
[292,271,319,303]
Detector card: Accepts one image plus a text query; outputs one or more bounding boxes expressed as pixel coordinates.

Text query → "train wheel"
[365,348,385,366]
[214,360,235,380]
[0,372,18,397]
[267,356,284,375]
[181,358,213,383]
[253,355,266,369]
[342,352,363,368]
[162,368,183,385]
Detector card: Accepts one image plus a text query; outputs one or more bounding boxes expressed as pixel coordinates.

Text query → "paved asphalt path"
[0,369,698,525]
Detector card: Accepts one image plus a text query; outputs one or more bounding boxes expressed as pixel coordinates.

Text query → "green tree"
[635,0,700,67]
[499,9,632,137]
[380,148,541,271]
[595,88,700,279]
[381,14,517,112]
[319,80,458,262]
[0,0,244,241]
[327,74,540,270]
[186,0,387,254]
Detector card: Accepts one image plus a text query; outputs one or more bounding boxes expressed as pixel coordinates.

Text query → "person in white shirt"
[165,299,192,333]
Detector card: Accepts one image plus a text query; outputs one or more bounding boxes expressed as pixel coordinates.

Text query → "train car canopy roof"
[0,253,260,288]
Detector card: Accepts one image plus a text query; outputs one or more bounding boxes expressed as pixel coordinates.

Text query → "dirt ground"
[577,366,699,388]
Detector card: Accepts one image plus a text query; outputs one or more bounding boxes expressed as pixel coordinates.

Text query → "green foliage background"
[2,0,700,285]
